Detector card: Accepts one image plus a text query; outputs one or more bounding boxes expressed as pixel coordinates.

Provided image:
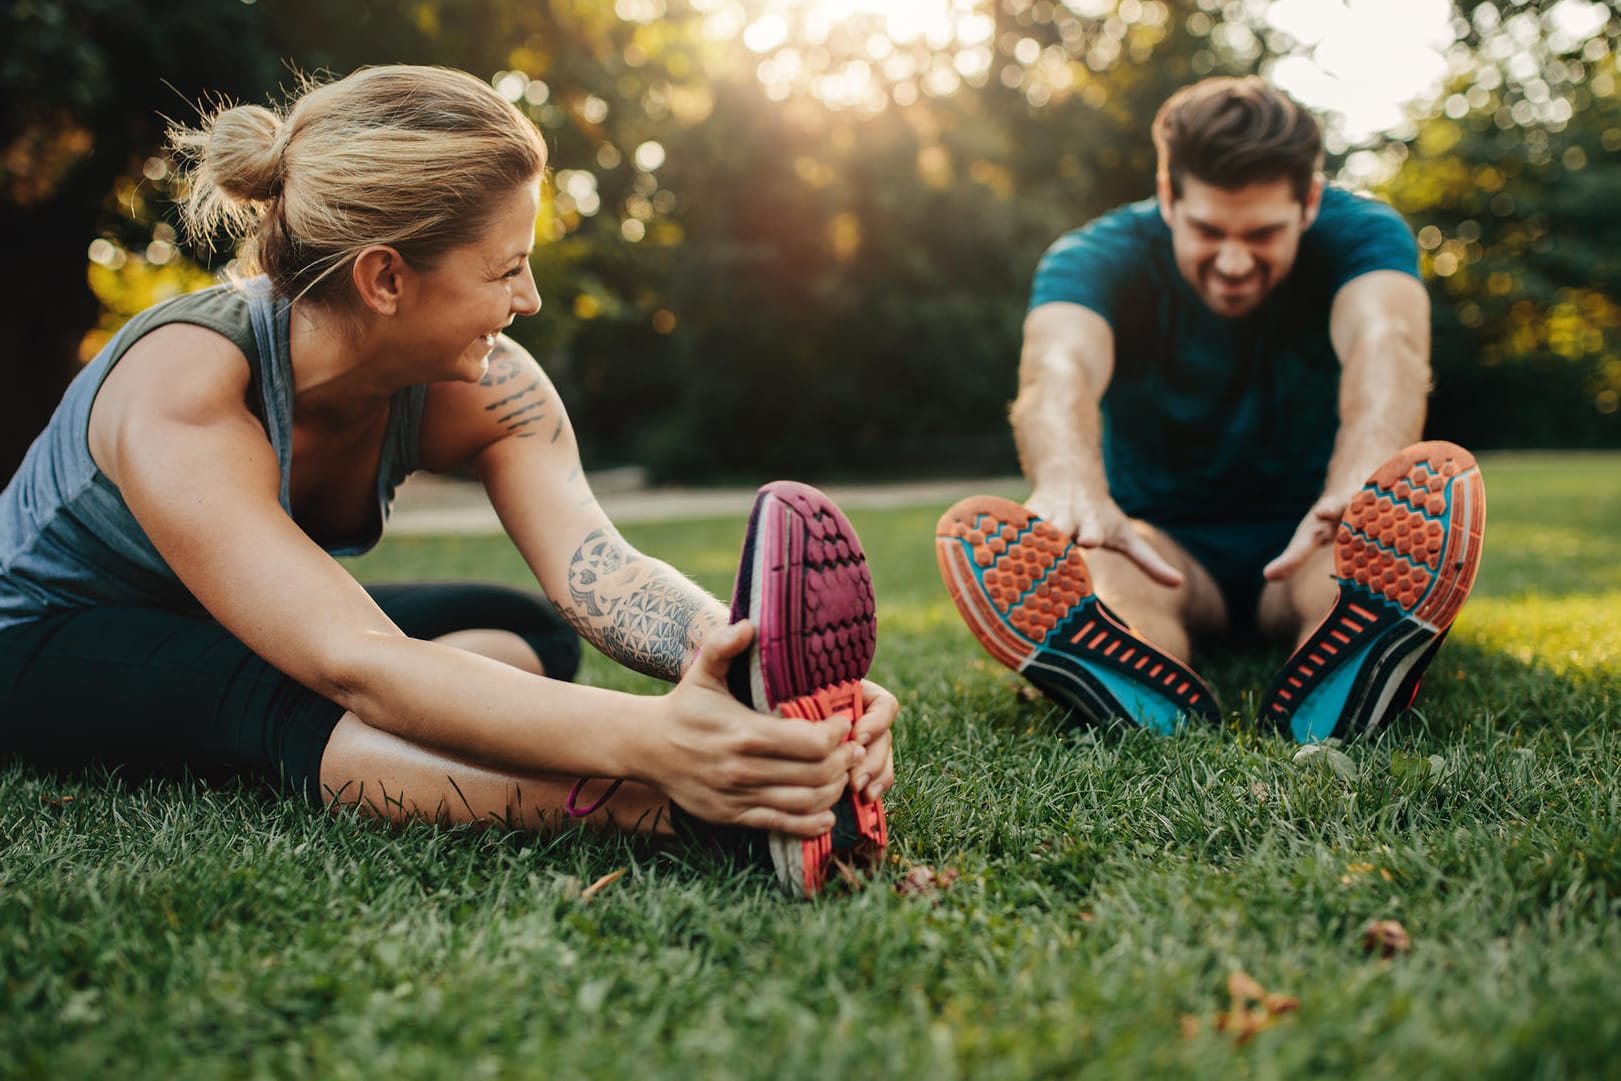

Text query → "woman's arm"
[421,336,897,801]
[89,325,859,834]
[420,337,727,681]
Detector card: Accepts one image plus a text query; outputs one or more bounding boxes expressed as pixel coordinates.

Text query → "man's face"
[1158,173,1322,319]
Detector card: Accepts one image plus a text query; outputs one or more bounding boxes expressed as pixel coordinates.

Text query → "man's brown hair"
[1152,76,1323,203]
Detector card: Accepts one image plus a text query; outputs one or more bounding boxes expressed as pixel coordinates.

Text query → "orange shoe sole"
[1259,441,1486,742]
[935,496,1219,734]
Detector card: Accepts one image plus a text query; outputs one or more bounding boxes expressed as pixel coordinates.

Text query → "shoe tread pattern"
[1261,441,1485,740]
[731,481,884,897]
[936,496,1219,729]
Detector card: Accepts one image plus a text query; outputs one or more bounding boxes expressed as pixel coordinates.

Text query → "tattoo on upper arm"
[481,350,524,387]
[480,345,549,437]
[560,529,711,681]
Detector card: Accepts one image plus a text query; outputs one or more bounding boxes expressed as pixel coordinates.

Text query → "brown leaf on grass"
[1263,993,1301,1014]
[896,864,958,899]
[41,795,76,807]
[833,857,867,892]
[1015,682,1043,703]
[1212,970,1300,1046]
[1228,971,1265,1002]
[580,867,627,901]
[1361,919,1412,957]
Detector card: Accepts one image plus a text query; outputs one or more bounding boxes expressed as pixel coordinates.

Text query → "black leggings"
[0,582,580,805]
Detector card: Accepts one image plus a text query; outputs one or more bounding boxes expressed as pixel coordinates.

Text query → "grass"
[3,450,1618,1079]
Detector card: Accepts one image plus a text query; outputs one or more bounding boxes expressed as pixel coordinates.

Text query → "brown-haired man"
[935,76,1485,743]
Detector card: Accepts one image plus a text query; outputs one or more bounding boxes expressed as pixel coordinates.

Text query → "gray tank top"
[0,278,425,629]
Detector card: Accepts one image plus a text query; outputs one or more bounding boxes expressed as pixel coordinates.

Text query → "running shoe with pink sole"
[936,496,1220,734]
[727,481,887,897]
[1258,441,1485,743]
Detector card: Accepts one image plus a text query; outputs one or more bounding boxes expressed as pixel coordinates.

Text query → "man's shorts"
[1156,516,1302,638]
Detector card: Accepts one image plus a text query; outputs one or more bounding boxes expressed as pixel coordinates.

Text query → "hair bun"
[205,104,286,203]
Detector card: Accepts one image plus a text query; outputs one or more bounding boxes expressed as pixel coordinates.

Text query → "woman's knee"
[434,628,547,674]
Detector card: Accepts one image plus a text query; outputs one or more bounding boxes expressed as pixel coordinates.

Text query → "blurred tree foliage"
[1381,0,1621,448]
[3,0,1617,486]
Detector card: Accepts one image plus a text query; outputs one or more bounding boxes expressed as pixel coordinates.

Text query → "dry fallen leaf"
[896,864,958,898]
[1228,971,1265,1002]
[580,867,627,901]
[1263,993,1301,1014]
[1212,970,1300,1046]
[833,857,866,892]
[1362,919,1412,957]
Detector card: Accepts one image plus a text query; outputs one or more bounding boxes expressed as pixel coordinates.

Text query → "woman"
[0,65,895,896]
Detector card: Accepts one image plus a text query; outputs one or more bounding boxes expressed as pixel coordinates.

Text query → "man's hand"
[1263,490,1351,582]
[1026,486,1184,587]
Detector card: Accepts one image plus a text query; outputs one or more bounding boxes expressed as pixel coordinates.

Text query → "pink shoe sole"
[728,481,886,896]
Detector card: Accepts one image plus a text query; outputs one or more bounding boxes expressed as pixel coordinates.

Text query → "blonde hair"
[169,65,548,305]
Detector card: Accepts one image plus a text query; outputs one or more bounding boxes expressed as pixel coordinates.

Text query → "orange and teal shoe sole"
[1259,441,1486,743]
[935,496,1220,735]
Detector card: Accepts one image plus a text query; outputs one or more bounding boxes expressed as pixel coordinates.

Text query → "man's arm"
[1012,301,1182,585]
[1264,269,1431,580]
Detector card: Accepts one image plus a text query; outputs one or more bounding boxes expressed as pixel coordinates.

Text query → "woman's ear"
[351,246,409,316]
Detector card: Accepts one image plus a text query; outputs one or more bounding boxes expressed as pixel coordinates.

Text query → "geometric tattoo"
[560,528,712,681]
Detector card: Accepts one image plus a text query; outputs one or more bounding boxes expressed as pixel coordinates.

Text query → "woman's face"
[407,178,543,382]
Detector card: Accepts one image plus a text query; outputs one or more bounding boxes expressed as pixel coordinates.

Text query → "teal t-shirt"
[1029,185,1419,525]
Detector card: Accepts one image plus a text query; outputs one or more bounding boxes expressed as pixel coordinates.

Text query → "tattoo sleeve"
[559,528,727,681]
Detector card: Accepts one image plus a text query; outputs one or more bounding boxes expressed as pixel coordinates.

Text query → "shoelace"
[777,679,865,727]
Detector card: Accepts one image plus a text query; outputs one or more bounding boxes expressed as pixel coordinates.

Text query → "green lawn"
[3,451,1618,1079]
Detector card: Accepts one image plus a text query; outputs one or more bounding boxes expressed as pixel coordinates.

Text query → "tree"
[1381,0,1621,446]
[0,0,517,482]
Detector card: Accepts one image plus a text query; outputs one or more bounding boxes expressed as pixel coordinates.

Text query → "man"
[935,76,1485,743]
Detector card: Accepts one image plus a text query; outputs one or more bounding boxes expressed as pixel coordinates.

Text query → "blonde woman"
[0,66,893,896]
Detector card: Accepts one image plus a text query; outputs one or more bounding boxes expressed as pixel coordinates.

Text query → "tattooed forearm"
[560,529,725,680]
[480,343,549,437]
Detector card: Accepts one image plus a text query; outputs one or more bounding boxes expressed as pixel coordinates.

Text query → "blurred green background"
[4,0,1618,484]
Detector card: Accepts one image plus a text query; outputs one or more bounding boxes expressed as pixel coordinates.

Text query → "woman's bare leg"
[318,713,672,834]
[316,625,672,835]
[432,628,547,675]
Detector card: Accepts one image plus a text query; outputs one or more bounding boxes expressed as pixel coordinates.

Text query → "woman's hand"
[850,679,897,804]
[651,621,865,838]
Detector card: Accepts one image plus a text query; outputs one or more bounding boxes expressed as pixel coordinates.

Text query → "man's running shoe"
[935,496,1220,734]
[728,481,887,897]
[1258,441,1486,743]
